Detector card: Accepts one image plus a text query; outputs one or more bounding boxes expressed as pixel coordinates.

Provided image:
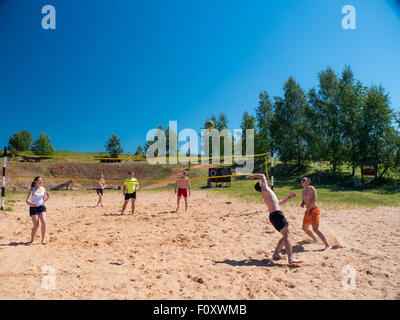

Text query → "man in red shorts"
[174,171,191,212]
[300,177,331,250]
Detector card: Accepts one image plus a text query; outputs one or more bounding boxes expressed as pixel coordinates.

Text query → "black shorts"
[269,210,288,232]
[29,205,46,216]
[96,189,104,196]
[125,192,136,200]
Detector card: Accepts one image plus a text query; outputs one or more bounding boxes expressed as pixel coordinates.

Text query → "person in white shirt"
[25,176,50,244]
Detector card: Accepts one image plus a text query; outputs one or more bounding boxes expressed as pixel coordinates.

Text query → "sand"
[0,190,399,300]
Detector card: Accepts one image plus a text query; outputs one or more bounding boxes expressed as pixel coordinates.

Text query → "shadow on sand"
[238,211,263,217]
[158,211,176,215]
[214,258,284,268]
[0,241,32,247]
[281,244,307,254]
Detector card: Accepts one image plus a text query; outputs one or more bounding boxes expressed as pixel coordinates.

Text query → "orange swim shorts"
[302,207,320,226]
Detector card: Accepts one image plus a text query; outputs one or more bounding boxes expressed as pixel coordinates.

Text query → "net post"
[1,147,7,211]
[188,137,191,168]
[270,149,274,190]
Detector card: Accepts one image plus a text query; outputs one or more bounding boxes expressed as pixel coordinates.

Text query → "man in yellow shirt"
[121,171,139,215]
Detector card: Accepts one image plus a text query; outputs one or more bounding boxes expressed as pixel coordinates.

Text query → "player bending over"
[246,173,302,264]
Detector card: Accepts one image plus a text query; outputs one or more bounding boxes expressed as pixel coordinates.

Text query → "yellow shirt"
[124,178,138,194]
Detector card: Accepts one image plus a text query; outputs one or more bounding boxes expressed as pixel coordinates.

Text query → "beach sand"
[0,190,399,299]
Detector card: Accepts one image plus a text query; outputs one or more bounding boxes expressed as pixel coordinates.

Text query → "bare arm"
[188,179,191,195]
[122,184,126,195]
[279,192,297,206]
[135,182,139,191]
[25,190,35,207]
[246,174,268,186]
[44,191,50,203]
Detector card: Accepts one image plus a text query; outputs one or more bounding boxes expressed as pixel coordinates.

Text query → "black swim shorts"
[29,205,46,216]
[124,192,136,200]
[96,189,104,196]
[269,210,288,232]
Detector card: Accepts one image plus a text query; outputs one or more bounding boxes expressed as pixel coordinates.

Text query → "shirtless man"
[300,177,331,250]
[246,173,302,264]
[174,171,191,212]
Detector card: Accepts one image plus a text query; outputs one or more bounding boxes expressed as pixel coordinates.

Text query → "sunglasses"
[301,179,307,182]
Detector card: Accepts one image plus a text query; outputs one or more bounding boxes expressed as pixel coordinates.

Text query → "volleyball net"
[10,152,272,184]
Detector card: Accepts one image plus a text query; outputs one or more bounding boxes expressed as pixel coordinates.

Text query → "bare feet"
[272,254,281,261]
[322,245,332,251]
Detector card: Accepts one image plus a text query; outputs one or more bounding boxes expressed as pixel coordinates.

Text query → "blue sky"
[0,0,399,153]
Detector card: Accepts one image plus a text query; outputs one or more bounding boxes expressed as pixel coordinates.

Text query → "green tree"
[8,130,33,151]
[358,85,395,178]
[337,65,364,175]
[216,113,228,131]
[165,125,178,156]
[134,145,144,156]
[31,133,55,156]
[105,134,123,158]
[240,111,255,154]
[203,113,231,160]
[270,77,309,166]
[376,126,400,179]
[217,113,230,158]
[308,67,343,171]
[255,91,274,154]
[144,125,165,157]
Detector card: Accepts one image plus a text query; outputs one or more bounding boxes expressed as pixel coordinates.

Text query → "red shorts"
[177,188,188,198]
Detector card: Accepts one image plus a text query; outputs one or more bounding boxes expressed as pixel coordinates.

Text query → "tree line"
[7,131,55,155]
[241,65,400,177]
